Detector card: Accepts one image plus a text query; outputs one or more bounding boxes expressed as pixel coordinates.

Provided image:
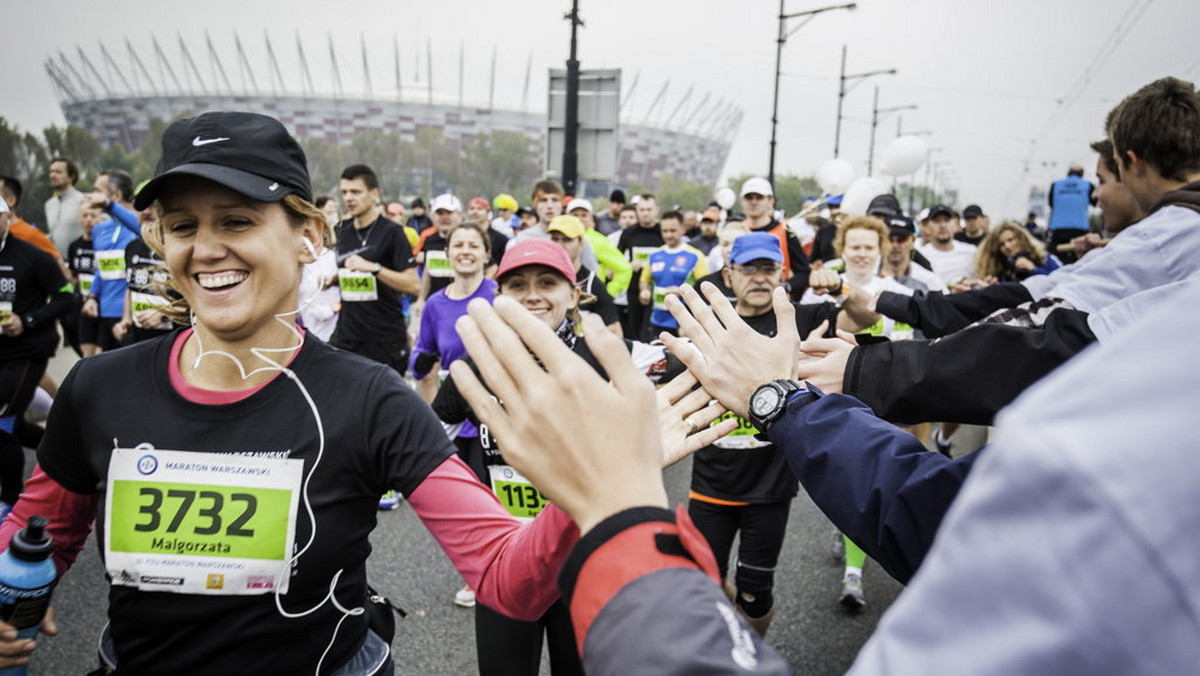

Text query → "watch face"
[751,387,781,418]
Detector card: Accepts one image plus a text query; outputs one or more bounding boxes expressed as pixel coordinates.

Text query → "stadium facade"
[45,35,742,195]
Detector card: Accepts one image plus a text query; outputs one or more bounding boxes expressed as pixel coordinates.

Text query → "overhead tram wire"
[1002,0,1156,213]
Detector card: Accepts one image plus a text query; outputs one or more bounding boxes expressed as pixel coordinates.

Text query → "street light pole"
[833,44,895,158]
[562,0,583,196]
[867,88,915,174]
[768,2,856,186]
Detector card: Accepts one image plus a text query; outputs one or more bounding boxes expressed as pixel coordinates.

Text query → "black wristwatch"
[747,379,807,435]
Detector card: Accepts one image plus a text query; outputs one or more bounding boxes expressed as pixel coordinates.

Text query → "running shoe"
[839,572,866,610]
[454,586,476,608]
[829,529,845,561]
[378,491,401,511]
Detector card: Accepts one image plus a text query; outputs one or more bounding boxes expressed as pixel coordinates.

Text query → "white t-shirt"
[918,241,978,284]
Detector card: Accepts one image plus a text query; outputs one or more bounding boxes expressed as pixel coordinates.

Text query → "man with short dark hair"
[618,193,664,338]
[406,197,432,234]
[638,210,708,339]
[916,205,976,286]
[957,205,989,246]
[330,163,419,374]
[44,156,84,254]
[594,189,625,235]
[690,205,722,256]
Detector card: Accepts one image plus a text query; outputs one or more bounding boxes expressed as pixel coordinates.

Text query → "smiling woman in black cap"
[0,112,581,675]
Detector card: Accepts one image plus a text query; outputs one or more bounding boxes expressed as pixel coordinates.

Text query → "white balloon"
[817,158,856,195]
[880,136,928,176]
[840,176,890,216]
[715,187,736,210]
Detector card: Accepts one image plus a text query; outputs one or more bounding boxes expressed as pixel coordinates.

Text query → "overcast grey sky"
[5,0,1197,217]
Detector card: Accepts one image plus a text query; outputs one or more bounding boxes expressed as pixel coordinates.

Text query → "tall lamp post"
[833,45,894,158]
[867,87,915,174]
[562,0,583,196]
[768,1,856,186]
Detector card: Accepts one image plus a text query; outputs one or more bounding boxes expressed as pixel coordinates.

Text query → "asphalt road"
[24,352,987,674]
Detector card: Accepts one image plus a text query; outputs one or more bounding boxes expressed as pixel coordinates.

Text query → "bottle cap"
[10,515,53,562]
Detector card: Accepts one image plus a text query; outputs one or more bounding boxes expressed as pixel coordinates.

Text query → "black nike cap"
[133,111,312,210]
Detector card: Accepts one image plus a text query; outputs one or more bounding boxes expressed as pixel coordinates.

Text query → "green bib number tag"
[488,465,549,521]
[712,411,770,450]
[632,247,656,266]
[103,448,304,595]
[109,481,291,560]
[96,250,126,280]
[425,250,453,277]
[652,286,668,311]
[338,269,378,302]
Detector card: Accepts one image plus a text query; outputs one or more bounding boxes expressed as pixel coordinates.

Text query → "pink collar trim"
[168,328,304,405]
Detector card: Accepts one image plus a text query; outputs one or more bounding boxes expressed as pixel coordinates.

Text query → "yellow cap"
[493,193,519,212]
[547,215,585,239]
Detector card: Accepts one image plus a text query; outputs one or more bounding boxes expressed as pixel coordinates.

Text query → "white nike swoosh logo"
[192,136,230,147]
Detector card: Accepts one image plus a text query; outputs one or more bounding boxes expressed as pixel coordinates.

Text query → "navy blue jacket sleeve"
[769,392,982,584]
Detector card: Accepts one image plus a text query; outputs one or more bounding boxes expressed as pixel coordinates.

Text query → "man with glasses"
[739,177,810,298]
[688,231,875,635]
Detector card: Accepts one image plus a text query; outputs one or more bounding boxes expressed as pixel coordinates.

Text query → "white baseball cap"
[740,177,774,198]
[430,193,462,213]
[567,197,594,215]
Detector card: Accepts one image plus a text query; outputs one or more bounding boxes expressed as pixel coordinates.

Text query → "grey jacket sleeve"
[848,279,1200,675]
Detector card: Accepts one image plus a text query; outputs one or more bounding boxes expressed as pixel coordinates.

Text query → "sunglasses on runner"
[731,263,782,276]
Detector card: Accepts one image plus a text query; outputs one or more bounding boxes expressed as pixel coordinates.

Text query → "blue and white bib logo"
[137,454,158,475]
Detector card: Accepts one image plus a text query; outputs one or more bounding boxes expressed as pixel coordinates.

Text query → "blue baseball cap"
[729,232,783,265]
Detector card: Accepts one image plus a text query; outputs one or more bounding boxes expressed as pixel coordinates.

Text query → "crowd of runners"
[0,74,1195,675]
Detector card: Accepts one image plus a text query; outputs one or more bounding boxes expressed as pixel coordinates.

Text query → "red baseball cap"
[495,238,576,283]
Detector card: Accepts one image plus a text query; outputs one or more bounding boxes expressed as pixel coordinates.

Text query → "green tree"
[726,173,822,216]
[454,131,540,202]
[628,173,713,212]
[0,117,51,227]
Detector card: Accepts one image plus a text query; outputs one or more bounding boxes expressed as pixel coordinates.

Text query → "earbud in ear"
[302,238,318,259]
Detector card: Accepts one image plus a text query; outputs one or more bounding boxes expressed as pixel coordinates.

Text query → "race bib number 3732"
[103,448,303,596]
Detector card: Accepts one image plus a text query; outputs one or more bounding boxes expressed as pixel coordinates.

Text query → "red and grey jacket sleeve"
[557,506,790,675]
[844,307,1096,426]
[875,282,1033,338]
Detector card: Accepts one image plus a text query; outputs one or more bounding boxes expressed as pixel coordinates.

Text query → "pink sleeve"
[407,455,579,621]
[0,464,98,577]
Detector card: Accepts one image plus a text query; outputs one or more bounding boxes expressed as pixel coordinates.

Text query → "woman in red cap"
[432,238,706,676]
